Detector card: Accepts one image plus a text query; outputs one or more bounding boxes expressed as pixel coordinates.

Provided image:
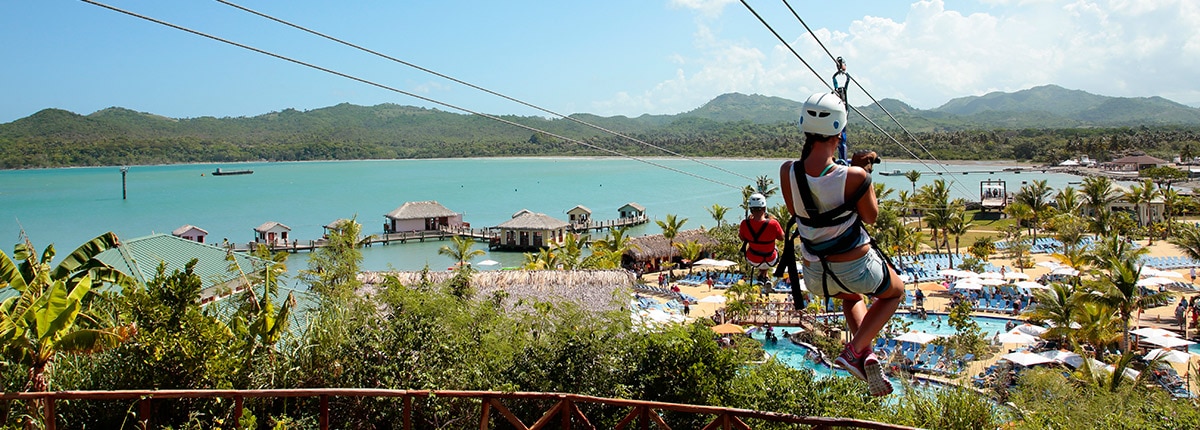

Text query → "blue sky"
[2,0,1198,123]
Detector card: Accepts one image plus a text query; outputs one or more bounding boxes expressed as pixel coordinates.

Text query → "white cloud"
[605,0,1200,114]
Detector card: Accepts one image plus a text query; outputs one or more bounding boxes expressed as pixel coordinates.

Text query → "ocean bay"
[0,157,1080,272]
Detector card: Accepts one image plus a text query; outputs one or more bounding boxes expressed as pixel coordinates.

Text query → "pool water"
[753,313,1020,380]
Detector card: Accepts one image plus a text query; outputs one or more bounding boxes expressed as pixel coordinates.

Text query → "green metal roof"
[94,233,265,292]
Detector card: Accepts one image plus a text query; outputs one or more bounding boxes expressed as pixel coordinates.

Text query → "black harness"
[740,218,780,262]
[775,162,897,303]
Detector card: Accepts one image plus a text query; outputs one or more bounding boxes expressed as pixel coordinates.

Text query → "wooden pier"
[226,227,496,253]
[569,215,650,232]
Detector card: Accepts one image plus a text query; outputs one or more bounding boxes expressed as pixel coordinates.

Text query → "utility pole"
[121,166,128,200]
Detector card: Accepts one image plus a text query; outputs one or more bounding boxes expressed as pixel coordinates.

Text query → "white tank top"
[786,164,869,262]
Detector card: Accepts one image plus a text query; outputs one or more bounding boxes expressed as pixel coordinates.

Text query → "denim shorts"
[802,248,889,297]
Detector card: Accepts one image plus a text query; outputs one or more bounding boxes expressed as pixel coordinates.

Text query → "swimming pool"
[754,313,1021,380]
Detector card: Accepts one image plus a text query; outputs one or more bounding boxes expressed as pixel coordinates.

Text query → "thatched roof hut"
[359,270,634,314]
[623,228,716,263]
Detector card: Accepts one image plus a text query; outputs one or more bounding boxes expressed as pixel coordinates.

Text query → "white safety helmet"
[798,92,847,136]
[748,193,768,209]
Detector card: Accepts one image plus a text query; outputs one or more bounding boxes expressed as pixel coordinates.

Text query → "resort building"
[91,233,265,302]
[618,202,646,219]
[492,210,570,250]
[171,224,208,243]
[622,228,718,270]
[1109,184,1166,226]
[567,205,592,228]
[254,221,291,246]
[384,200,463,233]
[1105,155,1169,172]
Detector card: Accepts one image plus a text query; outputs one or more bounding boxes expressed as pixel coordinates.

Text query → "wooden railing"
[3,388,918,430]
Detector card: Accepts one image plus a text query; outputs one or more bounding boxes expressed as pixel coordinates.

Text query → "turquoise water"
[1,158,1081,271]
[756,314,1018,380]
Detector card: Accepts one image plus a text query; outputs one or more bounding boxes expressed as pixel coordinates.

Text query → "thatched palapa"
[623,228,716,263]
[359,270,635,314]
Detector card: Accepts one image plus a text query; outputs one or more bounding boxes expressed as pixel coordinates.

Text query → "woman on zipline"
[779,92,903,397]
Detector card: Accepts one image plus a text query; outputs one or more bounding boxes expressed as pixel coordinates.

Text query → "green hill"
[3,85,1200,169]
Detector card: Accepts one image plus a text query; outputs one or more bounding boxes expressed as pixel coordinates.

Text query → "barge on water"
[213,168,254,176]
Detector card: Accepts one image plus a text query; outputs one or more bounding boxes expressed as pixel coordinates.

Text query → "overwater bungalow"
[92,233,265,302]
[567,205,592,228]
[623,228,717,271]
[171,224,208,243]
[492,210,570,251]
[618,202,646,219]
[384,200,463,233]
[254,221,291,246]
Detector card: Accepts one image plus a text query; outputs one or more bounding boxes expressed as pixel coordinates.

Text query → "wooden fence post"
[320,395,330,430]
[43,394,55,430]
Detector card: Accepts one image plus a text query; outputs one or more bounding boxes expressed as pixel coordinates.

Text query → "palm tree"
[1168,224,1200,261]
[0,233,137,396]
[656,214,688,245]
[1054,186,1081,215]
[1126,179,1159,242]
[904,170,921,196]
[754,175,779,199]
[1026,283,1083,345]
[674,240,705,274]
[1161,188,1183,238]
[1091,256,1170,354]
[1081,176,1118,235]
[1015,179,1053,246]
[707,204,730,228]
[439,235,485,268]
[943,209,971,268]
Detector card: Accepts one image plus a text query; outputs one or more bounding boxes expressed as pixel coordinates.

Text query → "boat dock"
[569,215,650,232]
[226,227,496,253]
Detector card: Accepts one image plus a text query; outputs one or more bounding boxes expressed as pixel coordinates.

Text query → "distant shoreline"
[2,156,1045,172]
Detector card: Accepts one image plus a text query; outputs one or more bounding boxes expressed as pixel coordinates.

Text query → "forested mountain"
[3,85,1200,169]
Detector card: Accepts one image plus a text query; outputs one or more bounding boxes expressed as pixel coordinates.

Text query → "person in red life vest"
[739,193,785,286]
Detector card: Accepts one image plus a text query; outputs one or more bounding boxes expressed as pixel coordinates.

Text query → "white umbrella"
[953,282,983,291]
[1001,351,1056,367]
[997,332,1039,345]
[898,274,912,283]
[1131,327,1180,338]
[478,259,500,266]
[1051,267,1080,276]
[1036,261,1062,269]
[1038,349,1082,366]
[1014,281,1049,290]
[1137,277,1176,287]
[693,258,723,267]
[1104,364,1140,380]
[711,259,739,268]
[1141,336,1197,348]
[1142,268,1183,278]
[1003,272,1031,280]
[1136,278,1166,287]
[978,271,1004,279]
[976,278,1007,286]
[894,330,941,344]
[1145,348,1192,363]
[698,295,727,303]
[1013,323,1049,336]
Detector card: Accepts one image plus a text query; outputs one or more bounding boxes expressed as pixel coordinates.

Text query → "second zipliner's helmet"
[798,92,847,137]
[748,193,767,209]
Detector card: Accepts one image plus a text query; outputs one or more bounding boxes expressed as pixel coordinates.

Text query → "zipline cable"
[779,0,976,198]
[214,0,756,184]
[81,0,744,191]
[739,0,929,168]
